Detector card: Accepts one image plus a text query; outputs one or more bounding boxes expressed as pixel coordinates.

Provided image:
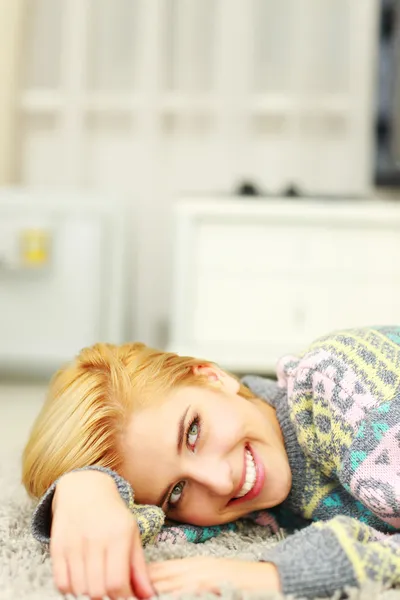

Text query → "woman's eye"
[169,481,185,504]
[187,420,199,447]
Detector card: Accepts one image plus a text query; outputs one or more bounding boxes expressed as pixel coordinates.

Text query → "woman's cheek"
[182,504,219,526]
[209,413,244,450]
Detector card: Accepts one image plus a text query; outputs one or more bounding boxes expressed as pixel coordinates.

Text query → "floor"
[0,383,46,458]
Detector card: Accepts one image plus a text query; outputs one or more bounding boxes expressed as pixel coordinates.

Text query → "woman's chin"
[255,474,291,511]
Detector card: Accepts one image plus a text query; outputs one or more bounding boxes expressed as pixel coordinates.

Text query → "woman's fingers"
[104,536,134,600]
[150,563,193,596]
[131,528,155,599]
[48,472,158,599]
[85,542,107,600]
[50,545,70,595]
[66,544,87,597]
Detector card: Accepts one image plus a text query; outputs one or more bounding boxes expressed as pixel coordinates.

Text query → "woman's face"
[121,367,292,526]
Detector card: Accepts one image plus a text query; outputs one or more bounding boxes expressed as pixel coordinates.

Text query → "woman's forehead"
[121,398,184,502]
[124,392,182,448]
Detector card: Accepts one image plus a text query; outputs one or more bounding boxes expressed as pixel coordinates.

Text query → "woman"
[22,326,400,599]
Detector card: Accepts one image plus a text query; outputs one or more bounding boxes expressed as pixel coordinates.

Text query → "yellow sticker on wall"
[20,229,51,267]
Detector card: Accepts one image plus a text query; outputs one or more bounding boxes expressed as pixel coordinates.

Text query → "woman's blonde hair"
[22,342,254,499]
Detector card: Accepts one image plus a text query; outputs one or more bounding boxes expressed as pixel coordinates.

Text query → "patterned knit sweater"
[32,327,400,598]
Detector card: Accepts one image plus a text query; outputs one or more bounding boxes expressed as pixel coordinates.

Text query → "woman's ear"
[192,364,219,381]
[192,365,240,394]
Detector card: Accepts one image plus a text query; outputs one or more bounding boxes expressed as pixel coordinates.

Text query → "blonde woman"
[23,327,400,599]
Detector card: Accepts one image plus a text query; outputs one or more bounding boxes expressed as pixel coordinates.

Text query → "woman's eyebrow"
[157,404,191,508]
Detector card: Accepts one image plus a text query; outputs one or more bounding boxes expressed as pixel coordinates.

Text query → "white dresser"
[169,197,400,374]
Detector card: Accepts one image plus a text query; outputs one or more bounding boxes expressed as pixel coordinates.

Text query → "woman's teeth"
[235,449,257,498]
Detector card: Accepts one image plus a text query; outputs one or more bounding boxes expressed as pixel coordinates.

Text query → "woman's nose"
[188,458,234,497]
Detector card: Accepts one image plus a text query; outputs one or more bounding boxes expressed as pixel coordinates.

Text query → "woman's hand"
[149,557,281,595]
[50,470,154,599]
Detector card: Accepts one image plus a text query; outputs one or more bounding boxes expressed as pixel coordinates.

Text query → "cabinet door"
[192,221,307,344]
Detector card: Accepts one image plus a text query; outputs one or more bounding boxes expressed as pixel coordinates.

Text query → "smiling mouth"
[233,446,257,500]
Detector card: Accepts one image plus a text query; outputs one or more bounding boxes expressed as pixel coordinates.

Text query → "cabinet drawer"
[195,222,306,274]
[193,273,305,343]
[195,221,400,278]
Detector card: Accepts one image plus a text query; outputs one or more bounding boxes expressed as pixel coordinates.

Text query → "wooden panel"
[302,226,400,276]
[19,114,64,184]
[252,0,296,92]
[87,0,140,91]
[23,0,64,89]
[84,114,136,190]
[301,0,351,93]
[303,278,400,338]
[163,0,218,92]
[195,222,307,273]
[193,273,304,343]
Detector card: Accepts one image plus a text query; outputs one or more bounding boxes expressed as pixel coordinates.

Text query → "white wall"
[13,0,380,348]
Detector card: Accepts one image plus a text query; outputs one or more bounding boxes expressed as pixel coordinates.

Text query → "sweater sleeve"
[261,515,400,598]
[31,465,165,546]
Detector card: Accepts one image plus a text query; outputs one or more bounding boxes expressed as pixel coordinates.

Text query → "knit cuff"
[31,466,134,544]
[261,524,357,598]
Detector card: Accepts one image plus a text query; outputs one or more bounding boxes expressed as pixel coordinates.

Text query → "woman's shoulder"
[278,326,400,412]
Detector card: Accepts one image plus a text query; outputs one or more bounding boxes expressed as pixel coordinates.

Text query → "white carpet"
[1,384,400,600]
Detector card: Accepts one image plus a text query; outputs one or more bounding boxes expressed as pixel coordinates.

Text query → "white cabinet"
[169,198,400,373]
[0,190,129,375]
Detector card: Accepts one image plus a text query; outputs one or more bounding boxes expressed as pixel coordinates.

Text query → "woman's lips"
[229,444,265,506]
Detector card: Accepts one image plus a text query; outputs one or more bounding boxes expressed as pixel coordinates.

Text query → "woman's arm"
[35,468,165,598]
[32,465,135,543]
[32,466,165,546]
[145,517,400,597]
[261,515,400,597]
